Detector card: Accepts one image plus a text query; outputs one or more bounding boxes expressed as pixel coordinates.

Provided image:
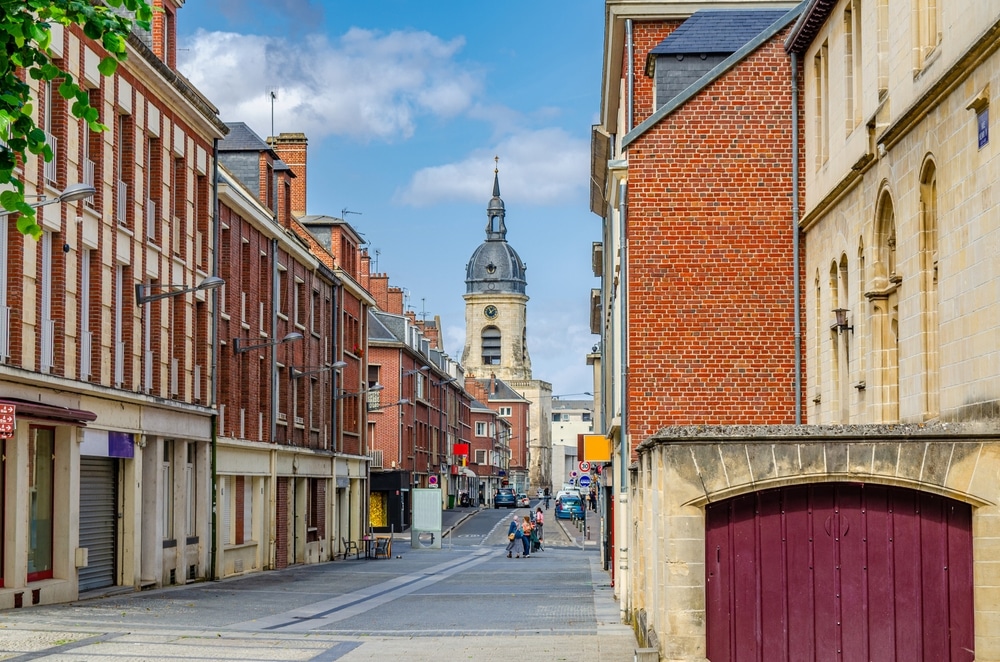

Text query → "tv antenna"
[374,249,380,273]
[341,208,362,221]
[266,87,279,138]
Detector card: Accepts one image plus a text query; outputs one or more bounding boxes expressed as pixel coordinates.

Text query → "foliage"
[0,0,152,238]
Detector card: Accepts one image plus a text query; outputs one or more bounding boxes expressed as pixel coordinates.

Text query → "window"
[116,114,132,227]
[582,412,592,422]
[114,264,125,386]
[813,40,830,168]
[498,406,511,417]
[913,0,939,70]
[844,1,862,133]
[416,373,425,400]
[475,421,487,437]
[481,326,501,365]
[80,250,93,378]
[171,157,185,256]
[162,441,174,540]
[877,0,889,96]
[39,232,54,373]
[146,135,160,243]
[185,442,196,537]
[27,427,55,581]
[475,449,487,465]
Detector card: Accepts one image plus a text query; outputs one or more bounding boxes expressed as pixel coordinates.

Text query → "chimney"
[269,133,308,217]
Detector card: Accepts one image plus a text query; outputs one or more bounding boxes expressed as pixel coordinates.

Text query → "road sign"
[579,475,592,488]
[570,470,577,478]
[428,476,438,486]
[579,461,591,472]
[0,404,14,439]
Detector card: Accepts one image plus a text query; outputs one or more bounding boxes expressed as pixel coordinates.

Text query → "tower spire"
[486,157,506,240]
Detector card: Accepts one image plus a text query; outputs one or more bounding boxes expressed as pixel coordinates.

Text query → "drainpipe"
[791,52,802,424]
[618,182,628,493]
[209,138,220,581]
[626,20,635,133]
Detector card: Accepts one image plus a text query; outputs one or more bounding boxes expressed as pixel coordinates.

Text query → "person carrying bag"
[505,515,521,558]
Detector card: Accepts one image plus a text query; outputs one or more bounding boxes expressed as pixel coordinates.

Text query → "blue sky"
[176,0,604,396]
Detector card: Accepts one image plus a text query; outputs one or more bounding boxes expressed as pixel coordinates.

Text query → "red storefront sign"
[0,403,15,438]
[453,443,470,456]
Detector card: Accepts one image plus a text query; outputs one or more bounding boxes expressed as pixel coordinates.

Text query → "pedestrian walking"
[505,515,521,558]
[532,506,545,552]
[590,488,597,511]
[521,515,533,557]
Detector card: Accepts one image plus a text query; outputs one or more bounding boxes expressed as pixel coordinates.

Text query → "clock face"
[484,305,499,320]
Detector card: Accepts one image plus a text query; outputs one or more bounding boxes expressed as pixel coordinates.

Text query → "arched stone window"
[871,190,899,422]
[481,326,501,365]
[919,158,939,418]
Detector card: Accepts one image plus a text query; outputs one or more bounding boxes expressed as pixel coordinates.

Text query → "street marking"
[1,632,121,661]
[230,549,494,632]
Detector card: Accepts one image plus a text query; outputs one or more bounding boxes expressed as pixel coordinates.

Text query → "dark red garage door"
[706,483,973,661]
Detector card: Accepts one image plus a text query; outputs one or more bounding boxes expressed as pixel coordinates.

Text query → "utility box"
[411,488,443,549]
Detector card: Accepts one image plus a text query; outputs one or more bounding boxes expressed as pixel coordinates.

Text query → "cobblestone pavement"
[0,508,635,661]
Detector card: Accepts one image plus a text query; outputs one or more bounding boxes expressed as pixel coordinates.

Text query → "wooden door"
[705,483,974,661]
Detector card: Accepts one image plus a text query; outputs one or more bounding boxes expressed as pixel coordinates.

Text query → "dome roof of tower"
[466,240,527,295]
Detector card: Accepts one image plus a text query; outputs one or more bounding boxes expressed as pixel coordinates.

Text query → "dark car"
[555,495,584,519]
[494,487,517,508]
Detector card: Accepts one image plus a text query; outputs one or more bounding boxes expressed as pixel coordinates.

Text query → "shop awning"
[0,397,97,426]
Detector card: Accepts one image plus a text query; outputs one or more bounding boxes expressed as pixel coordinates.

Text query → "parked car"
[494,487,517,508]
[555,495,584,519]
[517,493,530,507]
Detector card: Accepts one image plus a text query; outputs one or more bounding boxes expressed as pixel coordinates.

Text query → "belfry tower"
[462,163,552,491]
[461,166,531,381]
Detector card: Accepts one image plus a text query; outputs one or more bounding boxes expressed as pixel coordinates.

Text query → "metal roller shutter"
[78,457,117,592]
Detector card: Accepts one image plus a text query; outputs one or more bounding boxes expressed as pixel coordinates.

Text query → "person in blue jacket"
[505,515,521,558]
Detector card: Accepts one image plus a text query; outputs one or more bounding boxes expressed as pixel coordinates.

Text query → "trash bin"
[448,495,455,509]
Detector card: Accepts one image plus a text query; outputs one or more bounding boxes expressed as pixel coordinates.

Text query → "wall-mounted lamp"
[136,275,225,306]
[334,383,384,400]
[0,182,96,218]
[291,360,347,379]
[832,308,854,333]
[233,331,304,354]
[433,377,458,386]
[403,365,430,377]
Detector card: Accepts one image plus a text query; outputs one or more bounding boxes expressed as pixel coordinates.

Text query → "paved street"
[0,505,634,661]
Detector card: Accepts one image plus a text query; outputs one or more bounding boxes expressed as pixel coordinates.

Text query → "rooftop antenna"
[266,87,279,138]
[374,249,380,273]
[421,297,427,322]
[341,208,362,221]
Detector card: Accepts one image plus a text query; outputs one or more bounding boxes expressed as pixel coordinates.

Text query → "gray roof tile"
[651,9,789,55]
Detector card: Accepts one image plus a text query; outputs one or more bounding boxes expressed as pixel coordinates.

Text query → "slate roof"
[368,310,397,342]
[651,10,790,55]
[220,122,274,153]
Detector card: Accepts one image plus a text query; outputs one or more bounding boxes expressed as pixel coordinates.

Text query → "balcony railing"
[80,329,92,379]
[116,180,127,225]
[44,133,57,184]
[40,318,55,373]
[83,158,95,194]
[0,306,10,362]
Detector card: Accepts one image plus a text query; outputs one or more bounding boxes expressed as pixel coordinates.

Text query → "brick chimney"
[269,133,308,217]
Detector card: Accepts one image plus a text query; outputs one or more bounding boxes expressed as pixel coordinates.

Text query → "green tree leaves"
[0,0,153,238]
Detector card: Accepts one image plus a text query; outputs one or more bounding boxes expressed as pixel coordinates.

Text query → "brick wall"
[270,133,308,217]
[624,25,804,443]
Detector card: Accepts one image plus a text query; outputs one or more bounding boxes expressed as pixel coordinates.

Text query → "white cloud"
[177,28,481,141]
[394,127,589,207]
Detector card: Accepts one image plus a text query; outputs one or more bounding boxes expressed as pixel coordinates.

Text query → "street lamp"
[0,182,96,217]
[335,382,384,400]
[290,360,347,379]
[403,365,430,377]
[233,331,304,354]
[136,275,225,305]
